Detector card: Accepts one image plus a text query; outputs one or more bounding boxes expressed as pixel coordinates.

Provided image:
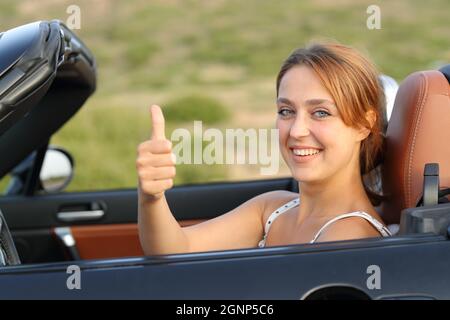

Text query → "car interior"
[0,21,449,267]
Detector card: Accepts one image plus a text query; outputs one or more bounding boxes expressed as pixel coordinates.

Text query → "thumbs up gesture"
[137,105,176,201]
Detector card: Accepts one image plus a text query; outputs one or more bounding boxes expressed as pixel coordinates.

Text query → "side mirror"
[39,148,74,193]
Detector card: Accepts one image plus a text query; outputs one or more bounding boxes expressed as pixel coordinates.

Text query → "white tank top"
[258,198,391,248]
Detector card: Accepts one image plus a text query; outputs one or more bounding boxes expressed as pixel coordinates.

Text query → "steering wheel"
[0,210,21,266]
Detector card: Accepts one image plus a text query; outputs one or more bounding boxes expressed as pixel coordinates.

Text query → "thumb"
[150,104,166,140]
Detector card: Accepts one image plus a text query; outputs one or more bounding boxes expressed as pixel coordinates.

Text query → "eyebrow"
[276,97,335,107]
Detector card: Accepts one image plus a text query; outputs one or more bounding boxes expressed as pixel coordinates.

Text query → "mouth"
[289,147,323,163]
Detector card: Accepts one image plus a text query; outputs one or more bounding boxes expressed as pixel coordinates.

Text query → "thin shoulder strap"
[264,198,300,235]
[310,211,392,243]
[258,198,299,248]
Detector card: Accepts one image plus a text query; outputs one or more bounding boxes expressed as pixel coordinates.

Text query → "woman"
[137,42,391,255]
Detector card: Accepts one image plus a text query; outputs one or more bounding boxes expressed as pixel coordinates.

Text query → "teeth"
[293,149,321,156]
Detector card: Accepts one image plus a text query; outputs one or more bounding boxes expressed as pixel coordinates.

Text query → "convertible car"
[0,21,449,300]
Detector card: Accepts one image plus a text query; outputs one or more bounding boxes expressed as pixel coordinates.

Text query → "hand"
[137,105,176,201]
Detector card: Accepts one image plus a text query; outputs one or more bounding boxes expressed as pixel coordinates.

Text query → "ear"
[356,110,377,141]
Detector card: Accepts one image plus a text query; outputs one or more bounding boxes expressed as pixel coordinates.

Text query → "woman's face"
[277,65,367,184]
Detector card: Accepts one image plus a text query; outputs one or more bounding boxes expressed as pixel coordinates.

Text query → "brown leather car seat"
[381,67,450,225]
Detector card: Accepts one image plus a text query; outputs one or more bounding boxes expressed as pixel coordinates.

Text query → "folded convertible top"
[0,20,95,136]
[0,20,96,178]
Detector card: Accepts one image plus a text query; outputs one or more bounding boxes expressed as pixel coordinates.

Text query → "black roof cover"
[0,20,96,178]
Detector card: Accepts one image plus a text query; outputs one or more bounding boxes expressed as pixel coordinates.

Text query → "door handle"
[57,209,105,222]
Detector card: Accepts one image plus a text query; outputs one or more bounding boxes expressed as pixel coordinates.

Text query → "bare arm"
[137,105,277,255]
[138,191,190,255]
[181,191,268,252]
[137,105,187,254]
[138,188,272,255]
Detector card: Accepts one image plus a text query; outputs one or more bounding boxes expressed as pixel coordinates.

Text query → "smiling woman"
[275,43,386,205]
[137,41,391,255]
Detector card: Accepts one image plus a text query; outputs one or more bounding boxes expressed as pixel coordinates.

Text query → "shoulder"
[254,190,299,227]
[314,214,383,243]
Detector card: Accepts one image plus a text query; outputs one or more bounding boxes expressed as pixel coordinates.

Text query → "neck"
[296,164,374,225]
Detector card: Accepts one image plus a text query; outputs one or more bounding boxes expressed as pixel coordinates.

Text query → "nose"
[289,112,310,138]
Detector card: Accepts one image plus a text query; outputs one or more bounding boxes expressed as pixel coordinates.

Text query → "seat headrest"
[381,69,450,224]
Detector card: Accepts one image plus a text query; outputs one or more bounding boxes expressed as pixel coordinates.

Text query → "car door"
[0,173,298,263]
[1,232,449,299]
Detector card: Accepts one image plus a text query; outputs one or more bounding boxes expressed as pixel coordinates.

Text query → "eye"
[278,108,294,118]
[313,110,331,118]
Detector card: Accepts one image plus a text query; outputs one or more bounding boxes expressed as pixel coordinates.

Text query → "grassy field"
[0,0,449,192]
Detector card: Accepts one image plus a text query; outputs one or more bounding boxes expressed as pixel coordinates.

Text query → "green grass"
[0,176,11,194]
[49,97,229,191]
[0,0,448,191]
[124,41,160,68]
[164,95,230,124]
